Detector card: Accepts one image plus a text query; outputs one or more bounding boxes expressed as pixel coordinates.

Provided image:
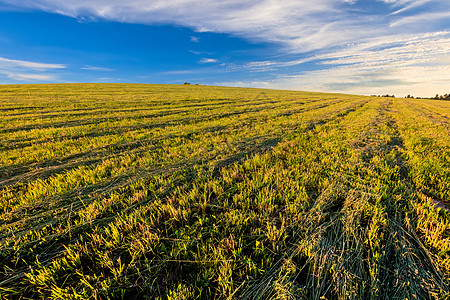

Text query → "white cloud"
[7,73,55,81]
[230,61,450,97]
[0,56,66,82]
[0,57,66,69]
[220,60,277,72]
[161,70,195,75]
[220,63,450,98]
[218,32,450,97]
[318,32,450,67]
[390,11,450,27]
[199,58,218,63]
[81,65,114,71]
[388,0,434,15]
[190,36,199,42]
[189,49,213,55]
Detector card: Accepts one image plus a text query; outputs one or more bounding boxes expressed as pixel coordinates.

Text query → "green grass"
[0,83,449,299]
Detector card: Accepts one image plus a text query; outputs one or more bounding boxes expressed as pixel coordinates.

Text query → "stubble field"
[0,83,449,299]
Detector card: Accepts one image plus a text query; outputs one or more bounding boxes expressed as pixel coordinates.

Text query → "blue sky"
[0,0,449,97]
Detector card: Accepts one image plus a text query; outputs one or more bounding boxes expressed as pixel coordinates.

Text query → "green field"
[0,83,449,299]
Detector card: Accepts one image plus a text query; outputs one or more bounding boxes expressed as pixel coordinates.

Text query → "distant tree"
[184,82,191,85]
[431,93,450,100]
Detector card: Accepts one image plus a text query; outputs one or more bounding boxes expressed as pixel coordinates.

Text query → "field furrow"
[0,84,448,299]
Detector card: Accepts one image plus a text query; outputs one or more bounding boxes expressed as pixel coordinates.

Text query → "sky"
[0,0,449,97]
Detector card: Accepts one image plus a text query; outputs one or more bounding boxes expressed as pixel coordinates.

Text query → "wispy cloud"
[0,56,66,82]
[388,0,434,15]
[223,59,450,98]
[218,31,450,97]
[0,57,66,69]
[318,32,450,68]
[390,11,450,27]
[189,50,213,56]
[220,61,277,72]
[199,58,218,63]
[161,70,195,75]
[7,73,56,81]
[220,62,450,97]
[81,65,113,71]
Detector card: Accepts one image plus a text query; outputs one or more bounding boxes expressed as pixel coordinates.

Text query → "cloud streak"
[220,61,277,72]
[81,65,113,71]
[0,56,66,82]
[390,11,450,27]
[0,57,66,69]
[199,58,218,63]
[219,32,450,97]
[7,73,56,81]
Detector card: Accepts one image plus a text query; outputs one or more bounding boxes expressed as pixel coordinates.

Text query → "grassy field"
[0,83,449,299]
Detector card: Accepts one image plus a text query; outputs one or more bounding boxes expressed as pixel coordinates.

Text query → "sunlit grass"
[0,83,449,299]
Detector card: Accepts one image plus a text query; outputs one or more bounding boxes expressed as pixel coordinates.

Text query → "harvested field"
[0,83,449,299]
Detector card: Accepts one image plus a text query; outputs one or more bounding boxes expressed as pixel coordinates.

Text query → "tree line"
[432,94,450,100]
[405,94,450,100]
[371,94,450,100]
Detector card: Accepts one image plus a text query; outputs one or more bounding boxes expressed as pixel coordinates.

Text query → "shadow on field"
[0,104,265,135]
[0,106,44,112]
[212,137,281,177]
[0,123,234,189]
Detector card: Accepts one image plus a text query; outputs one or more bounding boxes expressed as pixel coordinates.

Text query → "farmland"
[0,83,449,299]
